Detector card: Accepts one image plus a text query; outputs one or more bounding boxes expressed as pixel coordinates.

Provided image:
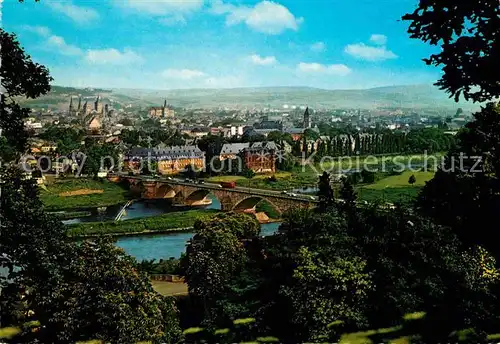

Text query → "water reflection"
[63,195,221,225]
[116,222,281,261]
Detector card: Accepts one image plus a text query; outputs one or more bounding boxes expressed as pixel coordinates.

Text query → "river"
[62,195,281,261]
[115,222,281,261]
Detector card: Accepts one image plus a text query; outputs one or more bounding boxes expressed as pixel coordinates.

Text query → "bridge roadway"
[114,173,320,204]
[111,173,396,211]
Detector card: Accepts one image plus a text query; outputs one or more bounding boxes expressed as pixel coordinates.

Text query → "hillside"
[17,84,479,112]
[113,84,480,111]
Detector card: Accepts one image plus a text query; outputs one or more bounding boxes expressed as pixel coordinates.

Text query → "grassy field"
[66,209,219,237]
[151,280,188,296]
[363,171,434,189]
[206,154,441,193]
[40,178,132,211]
[356,171,435,204]
[318,153,443,171]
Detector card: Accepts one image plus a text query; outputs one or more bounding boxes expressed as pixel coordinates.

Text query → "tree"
[402,1,500,102]
[39,125,83,156]
[197,134,227,175]
[272,205,500,342]
[0,29,52,162]
[0,23,181,343]
[37,238,181,343]
[0,168,182,343]
[361,170,376,184]
[417,103,500,261]
[280,247,372,341]
[317,172,334,211]
[182,213,260,326]
[181,164,198,180]
[242,166,255,179]
[408,174,416,185]
[118,118,133,126]
[303,128,319,141]
[339,176,357,207]
[80,140,118,177]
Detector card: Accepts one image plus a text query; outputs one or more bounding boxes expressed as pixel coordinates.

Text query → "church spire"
[77,96,82,111]
[69,96,74,112]
[303,107,311,129]
[162,99,167,117]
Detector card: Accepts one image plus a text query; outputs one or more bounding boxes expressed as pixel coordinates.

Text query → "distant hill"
[18,84,480,112]
[112,84,479,111]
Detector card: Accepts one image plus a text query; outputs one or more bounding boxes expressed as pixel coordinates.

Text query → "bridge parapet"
[112,174,318,213]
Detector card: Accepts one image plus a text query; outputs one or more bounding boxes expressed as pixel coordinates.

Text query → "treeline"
[178,207,500,343]
[310,128,456,157]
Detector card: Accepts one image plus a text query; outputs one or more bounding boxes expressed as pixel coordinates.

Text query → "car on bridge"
[220,181,236,189]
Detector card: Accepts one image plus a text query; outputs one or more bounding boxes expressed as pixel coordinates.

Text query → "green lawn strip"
[66,209,219,237]
[363,171,435,189]
[355,171,433,204]
[49,210,93,220]
[40,178,131,211]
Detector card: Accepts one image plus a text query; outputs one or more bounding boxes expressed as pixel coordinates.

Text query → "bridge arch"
[232,196,282,216]
[184,189,214,207]
[156,184,176,198]
[129,180,144,196]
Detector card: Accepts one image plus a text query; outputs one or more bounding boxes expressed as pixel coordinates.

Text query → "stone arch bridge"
[110,175,318,215]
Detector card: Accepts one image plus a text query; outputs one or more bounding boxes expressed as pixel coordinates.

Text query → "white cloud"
[46,1,99,25]
[85,48,143,65]
[310,41,326,52]
[249,54,277,66]
[344,43,397,61]
[119,0,204,15]
[22,25,51,36]
[162,68,206,79]
[297,62,352,76]
[22,25,82,56]
[210,0,303,34]
[369,34,387,46]
[47,35,83,56]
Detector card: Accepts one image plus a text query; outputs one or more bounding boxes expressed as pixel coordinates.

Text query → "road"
[114,173,318,203]
[114,173,396,209]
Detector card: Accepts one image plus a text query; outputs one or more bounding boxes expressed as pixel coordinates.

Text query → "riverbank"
[40,178,132,211]
[73,226,195,239]
[49,210,93,220]
[67,209,220,238]
[69,213,281,239]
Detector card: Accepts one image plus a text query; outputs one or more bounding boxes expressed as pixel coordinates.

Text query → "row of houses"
[122,141,280,175]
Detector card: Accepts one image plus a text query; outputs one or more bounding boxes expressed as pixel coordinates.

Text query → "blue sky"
[3,0,441,90]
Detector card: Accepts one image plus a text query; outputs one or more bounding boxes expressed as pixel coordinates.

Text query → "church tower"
[77,97,82,112]
[69,96,74,113]
[303,107,311,129]
[162,99,167,117]
[94,95,103,114]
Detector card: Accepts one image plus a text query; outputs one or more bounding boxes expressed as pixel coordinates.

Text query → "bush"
[267,175,278,183]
